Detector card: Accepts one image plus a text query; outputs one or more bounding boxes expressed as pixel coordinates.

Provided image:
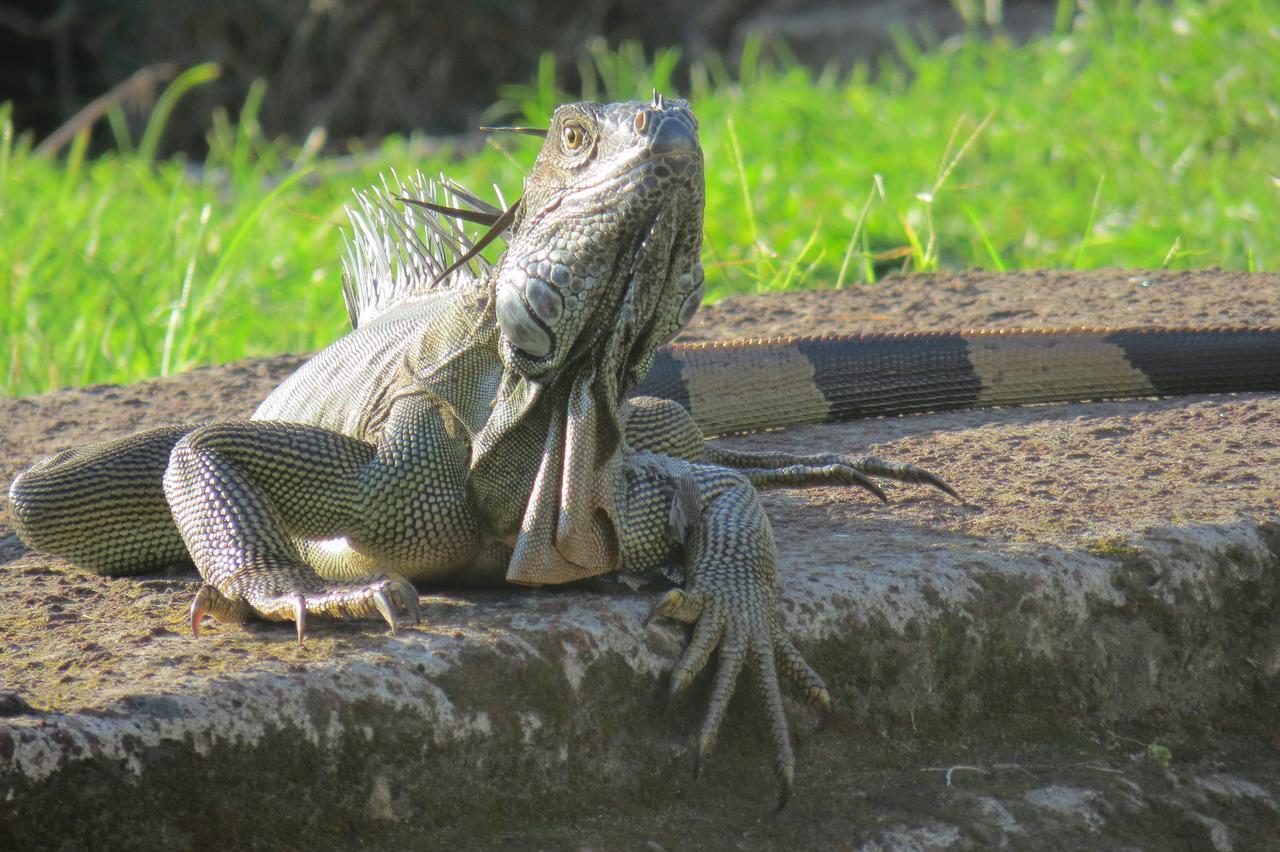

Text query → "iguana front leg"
[624,396,957,501]
[620,452,830,808]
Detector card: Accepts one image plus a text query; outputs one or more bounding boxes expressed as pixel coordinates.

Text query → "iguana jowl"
[10,96,1280,806]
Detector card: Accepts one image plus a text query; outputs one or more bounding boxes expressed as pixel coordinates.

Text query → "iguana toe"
[776,766,794,811]
[665,607,721,704]
[774,630,832,713]
[644,587,705,626]
[855,455,959,500]
[703,445,958,502]
[696,635,746,762]
[748,632,796,808]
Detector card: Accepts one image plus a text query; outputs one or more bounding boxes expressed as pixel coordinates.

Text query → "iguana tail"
[637,328,1280,436]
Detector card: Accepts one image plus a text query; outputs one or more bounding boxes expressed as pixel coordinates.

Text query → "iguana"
[8,95,1280,807]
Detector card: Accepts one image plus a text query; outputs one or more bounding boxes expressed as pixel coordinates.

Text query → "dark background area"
[1,0,1058,154]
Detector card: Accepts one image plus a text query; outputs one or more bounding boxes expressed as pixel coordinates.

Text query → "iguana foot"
[648,586,830,811]
[704,445,958,501]
[189,573,420,644]
[847,454,958,499]
[623,456,832,808]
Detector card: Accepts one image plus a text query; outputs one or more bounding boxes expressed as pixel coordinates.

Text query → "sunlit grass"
[2,0,1276,396]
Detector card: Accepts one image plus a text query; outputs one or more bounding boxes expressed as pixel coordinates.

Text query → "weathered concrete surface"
[2,270,1279,849]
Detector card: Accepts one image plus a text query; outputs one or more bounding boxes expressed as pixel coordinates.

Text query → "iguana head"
[495,95,705,384]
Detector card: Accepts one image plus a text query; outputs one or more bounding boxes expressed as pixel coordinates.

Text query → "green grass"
[2,0,1277,397]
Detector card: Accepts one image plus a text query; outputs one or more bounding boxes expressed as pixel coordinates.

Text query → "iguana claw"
[776,767,794,811]
[372,588,398,635]
[627,458,824,807]
[188,583,247,637]
[292,595,307,645]
[189,586,211,637]
[394,580,423,630]
[848,471,888,503]
[190,573,420,641]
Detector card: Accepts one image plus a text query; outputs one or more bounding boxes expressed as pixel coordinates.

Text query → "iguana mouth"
[560,149,702,203]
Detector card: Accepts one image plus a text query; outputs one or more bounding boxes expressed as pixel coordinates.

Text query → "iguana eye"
[561,124,586,152]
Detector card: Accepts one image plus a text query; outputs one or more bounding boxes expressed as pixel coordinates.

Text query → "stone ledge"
[3,272,1279,848]
[3,506,1277,846]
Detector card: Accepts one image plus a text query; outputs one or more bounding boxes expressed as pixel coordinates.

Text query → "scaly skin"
[10,96,952,804]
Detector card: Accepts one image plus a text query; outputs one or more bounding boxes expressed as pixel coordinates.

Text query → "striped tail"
[636,328,1280,436]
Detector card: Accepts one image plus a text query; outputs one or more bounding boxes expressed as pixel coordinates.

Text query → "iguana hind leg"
[165,396,478,640]
[620,452,829,808]
[624,395,956,500]
[9,425,195,575]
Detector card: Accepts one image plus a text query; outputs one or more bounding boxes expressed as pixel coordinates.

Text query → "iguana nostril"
[651,117,697,156]
[634,110,649,133]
